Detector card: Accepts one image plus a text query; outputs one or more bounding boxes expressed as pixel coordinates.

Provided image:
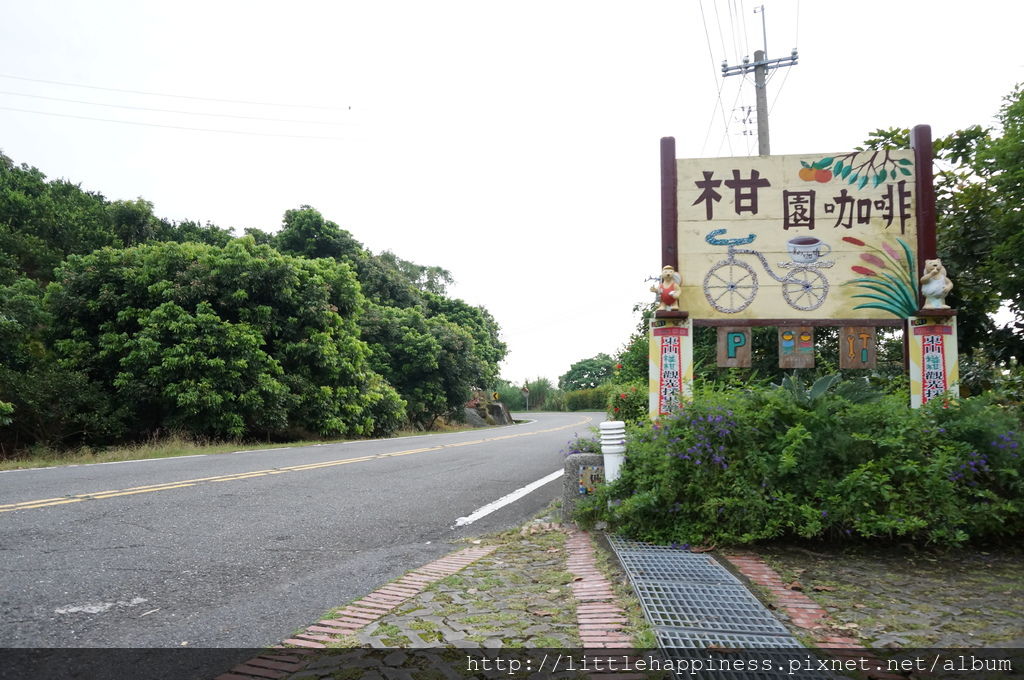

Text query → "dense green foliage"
[494,377,557,411]
[607,384,647,422]
[578,382,1023,546]
[558,353,615,391]
[360,303,480,429]
[0,154,506,455]
[859,84,1024,364]
[564,385,612,411]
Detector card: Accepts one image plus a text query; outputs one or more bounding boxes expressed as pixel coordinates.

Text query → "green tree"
[44,238,405,442]
[274,205,363,261]
[377,250,453,295]
[105,301,290,438]
[424,293,506,388]
[523,377,554,410]
[859,86,1024,364]
[360,304,481,428]
[0,152,113,283]
[494,379,526,411]
[558,353,615,391]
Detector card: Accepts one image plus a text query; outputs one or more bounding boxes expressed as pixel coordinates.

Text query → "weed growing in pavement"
[438,575,464,588]
[373,623,410,647]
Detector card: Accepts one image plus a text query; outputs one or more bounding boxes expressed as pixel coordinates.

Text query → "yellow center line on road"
[0,415,592,514]
[91,483,197,498]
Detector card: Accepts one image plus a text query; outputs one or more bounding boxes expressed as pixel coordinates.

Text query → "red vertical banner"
[648,318,693,419]
[909,317,959,408]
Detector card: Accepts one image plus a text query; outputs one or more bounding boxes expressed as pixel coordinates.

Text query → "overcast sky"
[2,1,1021,386]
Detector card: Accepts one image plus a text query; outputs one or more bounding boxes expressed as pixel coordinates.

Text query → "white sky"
[1,1,1021,386]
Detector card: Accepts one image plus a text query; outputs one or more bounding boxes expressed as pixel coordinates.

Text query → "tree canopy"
[0,154,507,454]
[558,353,616,391]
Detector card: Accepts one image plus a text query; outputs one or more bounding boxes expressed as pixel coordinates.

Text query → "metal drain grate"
[615,551,741,584]
[605,533,804,653]
[633,582,791,636]
[656,628,802,649]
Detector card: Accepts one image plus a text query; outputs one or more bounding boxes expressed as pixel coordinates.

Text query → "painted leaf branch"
[803,150,913,188]
[841,236,918,317]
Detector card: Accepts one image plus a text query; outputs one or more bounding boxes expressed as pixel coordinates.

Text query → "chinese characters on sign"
[648,319,693,418]
[694,173,913,233]
[780,182,913,232]
[909,318,960,407]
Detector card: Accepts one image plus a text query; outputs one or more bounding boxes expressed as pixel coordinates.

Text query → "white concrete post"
[600,420,626,483]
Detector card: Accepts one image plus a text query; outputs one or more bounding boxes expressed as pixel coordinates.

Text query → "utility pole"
[720,5,798,156]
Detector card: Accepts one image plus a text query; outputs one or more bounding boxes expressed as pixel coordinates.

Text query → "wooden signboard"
[716,327,752,367]
[840,326,877,369]
[778,326,814,369]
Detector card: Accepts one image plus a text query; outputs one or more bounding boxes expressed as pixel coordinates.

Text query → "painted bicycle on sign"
[702,229,832,313]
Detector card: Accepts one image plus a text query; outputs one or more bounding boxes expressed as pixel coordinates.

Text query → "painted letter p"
[726,331,747,359]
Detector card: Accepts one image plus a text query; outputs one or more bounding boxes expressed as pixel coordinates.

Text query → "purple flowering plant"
[576,380,1024,547]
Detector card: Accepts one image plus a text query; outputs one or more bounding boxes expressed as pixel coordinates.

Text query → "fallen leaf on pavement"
[786,581,804,591]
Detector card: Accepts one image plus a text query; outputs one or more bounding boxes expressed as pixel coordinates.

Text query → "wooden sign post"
[778,327,814,369]
[840,326,877,369]
[716,327,752,367]
[650,127,953,416]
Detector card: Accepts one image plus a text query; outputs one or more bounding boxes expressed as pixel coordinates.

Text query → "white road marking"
[453,470,562,528]
[55,597,147,615]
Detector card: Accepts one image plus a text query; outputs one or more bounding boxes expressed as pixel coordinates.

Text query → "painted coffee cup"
[787,236,831,263]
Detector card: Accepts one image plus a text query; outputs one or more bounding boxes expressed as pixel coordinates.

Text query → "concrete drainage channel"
[606,534,838,679]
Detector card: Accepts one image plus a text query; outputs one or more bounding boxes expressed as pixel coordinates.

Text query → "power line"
[739,0,751,58]
[718,80,744,156]
[712,0,729,60]
[0,73,350,111]
[0,105,346,141]
[699,0,733,156]
[0,90,349,126]
[769,0,800,114]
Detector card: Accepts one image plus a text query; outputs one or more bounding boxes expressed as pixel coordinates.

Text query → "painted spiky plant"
[841,236,918,317]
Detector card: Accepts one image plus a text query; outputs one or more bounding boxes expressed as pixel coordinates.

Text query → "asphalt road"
[0,411,600,648]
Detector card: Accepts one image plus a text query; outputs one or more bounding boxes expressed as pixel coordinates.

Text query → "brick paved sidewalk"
[214,520,644,680]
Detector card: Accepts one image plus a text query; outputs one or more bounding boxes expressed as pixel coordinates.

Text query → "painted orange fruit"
[798,167,815,181]
[814,169,833,182]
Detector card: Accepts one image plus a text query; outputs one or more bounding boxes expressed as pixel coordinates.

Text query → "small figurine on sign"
[651,265,682,311]
[920,258,954,309]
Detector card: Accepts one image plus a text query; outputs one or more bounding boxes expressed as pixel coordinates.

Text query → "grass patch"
[592,534,657,648]
[0,422,499,471]
[374,623,411,647]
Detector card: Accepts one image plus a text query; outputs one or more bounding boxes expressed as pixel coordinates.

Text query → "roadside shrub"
[545,390,568,412]
[578,382,1023,546]
[561,433,601,456]
[565,385,612,411]
[607,382,647,422]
